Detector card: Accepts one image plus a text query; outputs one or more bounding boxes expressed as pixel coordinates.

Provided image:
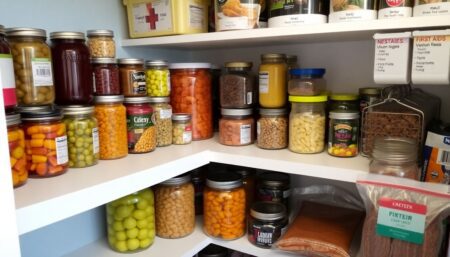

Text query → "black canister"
[256,172,290,209]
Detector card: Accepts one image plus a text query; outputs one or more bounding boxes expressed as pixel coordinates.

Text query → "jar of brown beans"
[257,108,288,150]
[91,58,120,95]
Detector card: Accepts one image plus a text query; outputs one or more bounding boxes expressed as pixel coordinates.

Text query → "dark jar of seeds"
[220,61,254,109]
[91,58,120,95]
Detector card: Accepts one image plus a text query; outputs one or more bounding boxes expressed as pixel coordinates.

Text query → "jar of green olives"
[62,106,99,168]
[106,188,155,253]
[145,60,170,97]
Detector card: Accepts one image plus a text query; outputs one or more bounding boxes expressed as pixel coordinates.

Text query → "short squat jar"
[172,113,192,145]
[257,108,288,150]
[87,29,115,58]
[328,111,359,158]
[145,60,170,97]
[118,58,147,97]
[91,58,120,95]
[124,97,156,154]
[219,108,254,146]
[256,172,291,210]
[248,202,288,248]
[149,97,172,147]
[7,113,28,187]
[329,93,359,112]
[220,61,254,108]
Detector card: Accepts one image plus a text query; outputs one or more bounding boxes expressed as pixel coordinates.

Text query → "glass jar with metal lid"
[62,106,99,168]
[86,29,115,58]
[220,61,254,109]
[124,97,156,153]
[329,93,359,111]
[328,111,359,158]
[20,106,68,177]
[219,108,254,146]
[94,95,128,160]
[145,60,170,97]
[6,27,55,106]
[248,201,288,248]
[7,113,28,187]
[149,96,172,147]
[155,173,195,239]
[256,171,290,210]
[0,25,17,111]
[172,113,192,145]
[204,171,246,240]
[118,58,147,97]
[257,108,288,150]
[91,58,120,95]
[50,31,93,105]
[359,87,382,111]
[259,54,287,108]
[288,68,326,96]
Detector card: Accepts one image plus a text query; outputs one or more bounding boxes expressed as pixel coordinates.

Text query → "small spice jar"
[155,173,195,239]
[328,111,359,158]
[145,60,170,97]
[94,95,128,160]
[149,96,172,147]
[172,113,192,145]
[329,93,359,111]
[0,25,17,111]
[220,61,254,109]
[256,172,290,210]
[91,58,120,95]
[219,108,254,146]
[288,68,326,96]
[257,108,288,150]
[124,97,156,153]
[248,202,288,248]
[86,29,115,58]
[204,171,246,240]
[259,54,287,108]
[7,113,28,187]
[106,188,155,253]
[62,106,99,168]
[118,58,147,97]
[359,87,382,112]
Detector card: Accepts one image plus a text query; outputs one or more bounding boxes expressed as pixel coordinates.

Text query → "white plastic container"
[329,0,377,22]
[413,0,450,16]
[373,32,412,84]
[411,29,450,85]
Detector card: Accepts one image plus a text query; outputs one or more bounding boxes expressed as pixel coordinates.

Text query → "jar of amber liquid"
[7,113,28,187]
[259,54,287,108]
[118,58,147,97]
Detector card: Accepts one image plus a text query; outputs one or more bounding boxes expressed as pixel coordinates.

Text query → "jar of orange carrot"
[7,113,28,187]
[203,171,246,240]
[169,63,213,141]
[219,108,254,146]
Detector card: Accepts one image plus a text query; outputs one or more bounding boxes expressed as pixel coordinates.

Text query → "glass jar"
[118,58,147,97]
[289,95,327,154]
[62,106,99,168]
[155,173,195,239]
[20,106,68,177]
[124,97,156,154]
[145,60,170,97]
[288,68,326,96]
[219,108,254,146]
[149,96,172,147]
[7,113,28,187]
[329,93,359,111]
[94,95,128,160]
[257,108,288,150]
[256,172,290,210]
[0,25,17,111]
[6,27,55,106]
[204,171,246,240]
[248,202,288,248]
[233,167,256,214]
[359,87,382,112]
[86,29,115,58]
[106,188,155,253]
[91,58,120,95]
[369,137,420,180]
[328,111,359,158]
[259,54,287,108]
[172,113,192,145]
[170,63,213,140]
[220,61,254,109]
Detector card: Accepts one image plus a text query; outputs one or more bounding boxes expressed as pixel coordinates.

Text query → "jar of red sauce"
[91,58,120,95]
[124,97,156,153]
[0,25,17,112]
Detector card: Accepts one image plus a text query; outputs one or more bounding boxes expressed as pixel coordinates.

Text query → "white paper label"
[160,109,172,119]
[131,0,173,33]
[240,124,251,144]
[256,121,261,136]
[0,54,15,90]
[413,2,450,16]
[183,131,192,143]
[268,14,327,27]
[374,36,411,84]
[55,136,69,165]
[189,2,204,29]
[378,7,412,19]
[31,58,53,86]
[329,10,377,23]
[247,92,253,105]
[92,128,99,154]
[259,71,269,94]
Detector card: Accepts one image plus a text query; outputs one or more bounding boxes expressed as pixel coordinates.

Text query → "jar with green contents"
[329,93,359,111]
[62,106,99,168]
[145,60,170,97]
[149,96,172,146]
[106,188,155,253]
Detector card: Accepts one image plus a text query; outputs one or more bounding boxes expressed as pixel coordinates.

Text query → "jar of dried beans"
[257,108,288,150]
[124,97,156,154]
[7,113,28,187]
[149,96,172,147]
[86,29,115,58]
[220,61,254,108]
[91,58,120,95]
[219,108,254,146]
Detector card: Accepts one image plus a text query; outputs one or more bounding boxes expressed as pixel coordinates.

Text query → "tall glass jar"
[257,108,288,150]
[329,93,359,111]
[204,172,246,240]
[124,97,156,153]
[0,25,17,111]
[62,106,99,168]
[172,113,192,145]
[86,29,115,58]
[170,63,213,140]
[94,95,128,160]
[50,31,93,105]
[106,189,155,253]
[289,95,327,154]
[259,54,287,108]
[155,174,195,239]
[219,108,254,146]
[220,61,254,108]
[6,27,55,106]
[149,96,172,147]
[118,58,147,97]
[145,60,170,97]
[7,113,28,187]
[91,58,120,95]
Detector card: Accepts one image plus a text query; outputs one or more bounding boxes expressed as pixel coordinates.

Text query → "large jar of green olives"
[62,106,99,168]
[6,28,55,106]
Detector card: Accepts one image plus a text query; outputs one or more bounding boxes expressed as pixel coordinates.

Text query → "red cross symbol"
[145,3,159,30]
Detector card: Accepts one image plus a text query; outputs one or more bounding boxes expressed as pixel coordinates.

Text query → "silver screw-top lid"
[149,97,170,104]
[161,173,191,186]
[372,137,418,164]
[118,58,144,65]
[50,31,85,40]
[94,95,124,104]
[172,113,191,121]
[91,58,117,64]
[87,29,114,37]
[259,108,287,116]
[250,202,287,221]
[61,105,94,115]
[6,113,21,126]
[6,27,46,38]
[221,108,252,116]
[124,97,151,104]
[206,171,242,190]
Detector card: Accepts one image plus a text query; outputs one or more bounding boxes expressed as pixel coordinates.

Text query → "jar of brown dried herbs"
[219,61,254,109]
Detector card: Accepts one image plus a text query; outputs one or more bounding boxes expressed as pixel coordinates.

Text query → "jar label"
[249,222,283,247]
[160,109,172,119]
[328,119,358,157]
[55,135,69,165]
[247,91,253,105]
[256,121,261,136]
[183,124,192,143]
[127,113,155,149]
[130,71,147,94]
[413,2,450,16]
[189,1,205,29]
[259,71,269,93]
[240,124,251,144]
[92,128,99,154]
[31,58,54,87]
[0,54,17,106]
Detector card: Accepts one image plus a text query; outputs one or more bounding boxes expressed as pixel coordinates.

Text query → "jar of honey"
[259,54,287,108]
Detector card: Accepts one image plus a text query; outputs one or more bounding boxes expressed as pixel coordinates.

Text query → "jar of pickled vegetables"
[172,113,192,145]
[7,113,28,187]
[0,25,17,112]
[259,54,287,108]
[106,188,155,253]
[20,106,68,177]
[118,58,147,97]
[204,171,246,240]
[219,108,254,146]
[145,60,170,97]
[6,27,55,106]
[94,95,128,160]
[87,29,115,58]
[62,106,99,168]
[155,173,195,238]
[149,97,172,147]
[91,58,120,95]
[170,63,213,141]
[124,97,156,153]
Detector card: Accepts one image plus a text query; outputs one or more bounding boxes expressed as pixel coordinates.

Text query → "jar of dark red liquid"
[91,58,120,95]
[50,31,93,105]
[0,25,17,112]
[124,96,156,153]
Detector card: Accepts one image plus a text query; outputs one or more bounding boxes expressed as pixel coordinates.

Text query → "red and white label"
[0,54,17,107]
[379,197,427,214]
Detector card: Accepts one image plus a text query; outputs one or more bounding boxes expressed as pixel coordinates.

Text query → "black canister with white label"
[248,201,287,248]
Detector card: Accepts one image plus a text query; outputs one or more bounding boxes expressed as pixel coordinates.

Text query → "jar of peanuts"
[124,97,156,153]
[7,113,28,187]
[86,29,115,58]
[94,95,128,160]
[145,60,170,97]
[204,171,246,240]
[149,96,172,147]
[155,173,195,239]
[257,108,288,150]
[91,58,120,95]
[219,108,254,146]
[172,113,192,145]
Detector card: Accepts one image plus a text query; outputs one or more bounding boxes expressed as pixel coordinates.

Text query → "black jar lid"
[250,202,287,221]
[19,105,62,121]
[258,172,290,188]
[206,171,242,190]
[161,173,191,186]
[197,244,228,257]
